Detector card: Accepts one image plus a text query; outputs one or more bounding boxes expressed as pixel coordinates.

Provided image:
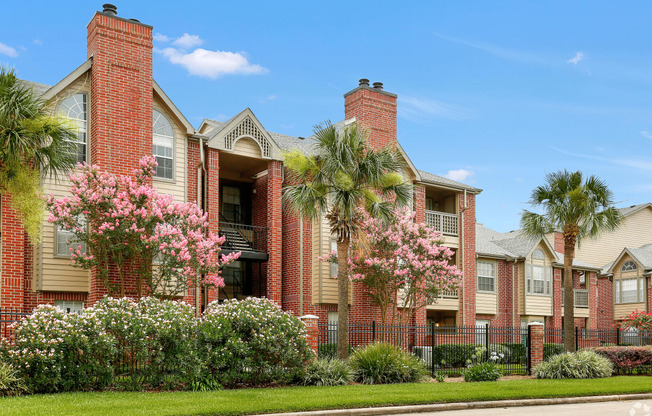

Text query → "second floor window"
[615,277,644,304]
[58,93,88,164]
[526,249,551,295]
[477,261,495,292]
[56,224,86,257]
[153,109,174,179]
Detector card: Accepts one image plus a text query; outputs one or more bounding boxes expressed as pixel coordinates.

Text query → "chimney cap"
[359,78,370,87]
[102,3,117,15]
[373,82,384,90]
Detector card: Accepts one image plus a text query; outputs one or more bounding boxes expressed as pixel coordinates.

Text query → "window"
[615,277,644,304]
[526,249,551,295]
[621,260,638,272]
[56,217,86,257]
[477,261,495,292]
[54,300,84,314]
[153,109,174,179]
[58,94,88,163]
[330,240,338,277]
[222,186,242,222]
[327,311,338,343]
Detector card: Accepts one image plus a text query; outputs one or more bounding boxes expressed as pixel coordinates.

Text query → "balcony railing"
[425,210,458,236]
[562,289,589,308]
[218,222,267,253]
[438,290,459,299]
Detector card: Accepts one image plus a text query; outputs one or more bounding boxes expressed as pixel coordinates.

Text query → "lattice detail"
[223,116,271,158]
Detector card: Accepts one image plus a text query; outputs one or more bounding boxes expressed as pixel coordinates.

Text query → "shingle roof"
[618,203,652,217]
[555,253,602,271]
[18,80,51,97]
[417,170,482,193]
[626,243,652,269]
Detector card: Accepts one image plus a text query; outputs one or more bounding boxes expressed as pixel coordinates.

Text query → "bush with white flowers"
[197,297,314,387]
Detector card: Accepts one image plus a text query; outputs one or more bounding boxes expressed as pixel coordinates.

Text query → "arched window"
[527,248,551,295]
[532,249,545,259]
[153,109,174,179]
[621,260,638,272]
[58,94,88,163]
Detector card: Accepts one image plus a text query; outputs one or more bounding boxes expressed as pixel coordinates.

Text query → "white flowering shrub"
[0,305,114,393]
[198,297,314,387]
[92,297,197,386]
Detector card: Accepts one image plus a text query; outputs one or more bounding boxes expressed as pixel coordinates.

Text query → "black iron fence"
[319,322,652,376]
[0,308,30,339]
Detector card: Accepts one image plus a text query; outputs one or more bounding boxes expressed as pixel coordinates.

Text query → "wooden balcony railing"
[425,210,458,236]
[562,289,589,308]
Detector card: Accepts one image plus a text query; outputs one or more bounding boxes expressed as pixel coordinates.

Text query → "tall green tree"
[283,121,411,359]
[521,170,622,352]
[0,67,77,242]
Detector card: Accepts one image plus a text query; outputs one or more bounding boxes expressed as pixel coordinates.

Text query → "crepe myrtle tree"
[323,208,462,329]
[283,121,412,359]
[520,170,622,352]
[47,155,240,301]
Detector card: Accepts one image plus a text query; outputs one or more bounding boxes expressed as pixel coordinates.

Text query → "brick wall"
[1,195,25,309]
[344,83,397,150]
[460,193,477,326]
[266,160,283,304]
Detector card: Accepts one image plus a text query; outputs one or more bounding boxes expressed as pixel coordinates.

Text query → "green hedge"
[498,343,527,363]
[432,344,479,367]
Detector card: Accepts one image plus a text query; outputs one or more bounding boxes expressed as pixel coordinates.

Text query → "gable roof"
[418,170,482,193]
[605,243,652,274]
[153,81,194,135]
[41,59,92,101]
[618,203,652,217]
[476,224,601,270]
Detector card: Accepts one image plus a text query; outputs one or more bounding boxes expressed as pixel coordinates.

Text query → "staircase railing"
[218,220,268,253]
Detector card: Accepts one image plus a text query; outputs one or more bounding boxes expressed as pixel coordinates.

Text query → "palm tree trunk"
[563,239,576,352]
[337,238,350,359]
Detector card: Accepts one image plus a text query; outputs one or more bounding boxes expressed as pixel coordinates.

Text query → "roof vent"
[102,4,117,16]
[358,78,370,87]
[373,82,384,90]
[129,18,140,22]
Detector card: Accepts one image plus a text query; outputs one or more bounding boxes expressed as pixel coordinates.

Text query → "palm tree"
[283,121,412,359]
[0,67,77,242]
[521,170,622,352]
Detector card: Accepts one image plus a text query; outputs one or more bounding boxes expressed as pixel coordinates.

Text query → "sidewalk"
[259,393,652,416]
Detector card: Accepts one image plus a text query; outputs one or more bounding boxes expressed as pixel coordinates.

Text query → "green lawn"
[1,376,651,416]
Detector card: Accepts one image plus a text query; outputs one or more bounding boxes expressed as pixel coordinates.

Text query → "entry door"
[222,186,242,223]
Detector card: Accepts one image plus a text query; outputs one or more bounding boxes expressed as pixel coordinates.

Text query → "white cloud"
[33,39,42,46]
[551,146,652,171]
[159,47,267,79]
[640,131,652,139]
[567,51,584,64]
[398,96,470,124]
[434,33,551,65]
[444,169,474,182]
[172,33,203,49]
[153,33,171,42]
[259,94,277,103]
[0,42,18,58]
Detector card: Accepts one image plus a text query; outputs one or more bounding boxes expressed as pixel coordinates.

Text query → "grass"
[1,376,650,416]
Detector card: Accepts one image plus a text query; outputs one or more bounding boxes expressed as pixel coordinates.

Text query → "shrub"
[0,362,28,396]
[318,343,355,360]
[463,361,502,382]
[543,343,565,360]
[432,344,478,367]
[592,346,652,374]
[535,350,613,379]
[350,342,428,384]
[197,297,314,387]
[302,359,352,386]
[1,305,114,393]
[498,343,526,363]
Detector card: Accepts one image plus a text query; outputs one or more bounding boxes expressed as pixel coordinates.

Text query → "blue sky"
[2,1,651,232]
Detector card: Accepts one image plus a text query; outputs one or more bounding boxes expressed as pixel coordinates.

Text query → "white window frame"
[615,277,644,304]
[329,239,338,278]
[54,217,86,258]
[58,93,88,164]
[526,249,551,295]
[54,300,84,314]
[153,109,174,180]
[477,260,496,293]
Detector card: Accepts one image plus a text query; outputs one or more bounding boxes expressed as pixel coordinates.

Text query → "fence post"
[575,326,579,351]
[372,321,376,343]
[616,327,620,346]
[527,323,544,375]
[431,322,436,377]
[299,315,320,357]
[485,323,490,361]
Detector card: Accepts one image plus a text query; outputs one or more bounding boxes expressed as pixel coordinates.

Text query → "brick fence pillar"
[529,322,544,374]
[266,160,283,304]
[300,314,319,357]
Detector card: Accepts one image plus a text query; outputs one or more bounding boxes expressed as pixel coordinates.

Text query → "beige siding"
[152,99,187,202]
[614,303,645,320]
[518,262,525,315]
[427,298,460,311]
[575,208,652,267]
[233,138,262,159]
[311,214,339,304]
[38,72,92,293]
[612,254,646,320]
[476,293,497,314]
[525,295,553,316]
[561,307,589,318]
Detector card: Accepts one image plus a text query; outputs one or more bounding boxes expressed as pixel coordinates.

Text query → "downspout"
[197,136,207,315]
[512,258,518,326]
[299,214,304,316]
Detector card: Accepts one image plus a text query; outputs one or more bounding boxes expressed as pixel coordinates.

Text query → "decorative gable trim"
[41,59,93,102]
[206,108,282,160]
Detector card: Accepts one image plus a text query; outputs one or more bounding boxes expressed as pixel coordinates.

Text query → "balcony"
[425,210,458,236]
[218,221,268,261]
[562,289,589,308]
[439,290,459,299]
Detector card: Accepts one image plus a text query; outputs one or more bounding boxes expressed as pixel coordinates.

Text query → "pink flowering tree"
[325,208,461,327]
[619,310,652,332]
[47,156,240,298]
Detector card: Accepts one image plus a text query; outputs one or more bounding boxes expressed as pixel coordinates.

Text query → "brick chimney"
[87,4,153,175]
[344,79,398,150]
